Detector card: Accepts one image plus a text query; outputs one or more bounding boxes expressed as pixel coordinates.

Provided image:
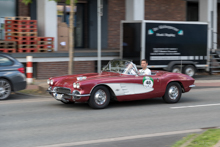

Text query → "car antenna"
[181,59,182,73]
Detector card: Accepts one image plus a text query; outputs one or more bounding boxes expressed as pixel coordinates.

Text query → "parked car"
[0,53,27,99]
[47,59,195,109]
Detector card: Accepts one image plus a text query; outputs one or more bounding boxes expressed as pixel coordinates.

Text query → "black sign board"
[145,22,207,65]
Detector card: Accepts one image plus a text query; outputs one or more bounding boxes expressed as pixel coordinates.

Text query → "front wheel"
[89,86,110,109]
[163,82,182,103]
[0,79,11,100]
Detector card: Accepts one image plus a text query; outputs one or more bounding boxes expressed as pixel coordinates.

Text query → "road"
[0,87,220,147]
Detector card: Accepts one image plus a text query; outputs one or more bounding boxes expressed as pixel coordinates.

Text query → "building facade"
[0,0,219,79]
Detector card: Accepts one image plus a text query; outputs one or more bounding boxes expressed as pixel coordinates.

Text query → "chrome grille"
[55,87,71,94]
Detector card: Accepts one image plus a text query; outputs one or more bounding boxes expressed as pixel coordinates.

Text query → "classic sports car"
[47,59,195,109]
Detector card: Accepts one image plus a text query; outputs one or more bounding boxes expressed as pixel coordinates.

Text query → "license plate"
[55,94,63,100]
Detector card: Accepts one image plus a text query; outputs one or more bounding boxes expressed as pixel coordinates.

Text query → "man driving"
[139,59,151,75]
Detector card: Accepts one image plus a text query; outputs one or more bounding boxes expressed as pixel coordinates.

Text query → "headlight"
[73,83,77,88]
[76,83,80,89]
[47,79,50,85]
[50,79,54,85]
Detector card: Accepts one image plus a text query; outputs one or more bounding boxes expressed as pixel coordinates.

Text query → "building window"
[187,2,199,21]
[57,3,85,48]
[0,0,16,40]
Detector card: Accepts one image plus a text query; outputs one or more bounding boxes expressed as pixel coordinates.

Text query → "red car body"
[47,63,195,108]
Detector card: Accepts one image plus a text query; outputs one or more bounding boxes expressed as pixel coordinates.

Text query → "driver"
[139,59,151,75]
[123,62,137,75]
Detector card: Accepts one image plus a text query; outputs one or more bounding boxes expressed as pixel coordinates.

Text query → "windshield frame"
[102,59,138,75]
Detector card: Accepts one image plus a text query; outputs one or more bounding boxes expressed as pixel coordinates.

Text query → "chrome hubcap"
[94,89,107,105]
[168,86,179,100]
[0,80,11,99]
[185,68,194,77]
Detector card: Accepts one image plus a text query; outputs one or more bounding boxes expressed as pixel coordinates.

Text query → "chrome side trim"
[189,85,196,88]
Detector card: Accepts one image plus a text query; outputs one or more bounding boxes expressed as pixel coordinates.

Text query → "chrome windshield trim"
[189,85,196,88]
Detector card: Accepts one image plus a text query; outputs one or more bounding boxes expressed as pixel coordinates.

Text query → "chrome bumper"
[47,87,90,101]
[189,85,196,88]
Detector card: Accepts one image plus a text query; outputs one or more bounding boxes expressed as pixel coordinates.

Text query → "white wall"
[199,0,217,51]
[126,0,144,21]
[37,0,57,51]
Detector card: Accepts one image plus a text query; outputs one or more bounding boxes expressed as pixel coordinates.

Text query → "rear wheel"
[89,86,110,109]
[163,82,182,103]
[183,65,196,77]
[0,79,11,100]
[171,65,181,73]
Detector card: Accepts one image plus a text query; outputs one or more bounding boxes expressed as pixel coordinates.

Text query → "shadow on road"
[47,96,202,110]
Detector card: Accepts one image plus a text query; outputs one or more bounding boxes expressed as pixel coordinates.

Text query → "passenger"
[139,59,151,75]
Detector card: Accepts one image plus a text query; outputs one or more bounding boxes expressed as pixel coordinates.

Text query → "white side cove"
[37,0,57,51]
[103,83,154,96]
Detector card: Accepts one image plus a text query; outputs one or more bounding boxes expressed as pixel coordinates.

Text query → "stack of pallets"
[4,17,38,53]
[0,41,16,53]
[37,37,54,52]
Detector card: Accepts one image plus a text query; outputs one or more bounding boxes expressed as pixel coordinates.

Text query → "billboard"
[145,22,207,65]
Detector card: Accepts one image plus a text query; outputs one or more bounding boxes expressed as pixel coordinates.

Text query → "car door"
[0,55,15,76]
[133,73,162,98]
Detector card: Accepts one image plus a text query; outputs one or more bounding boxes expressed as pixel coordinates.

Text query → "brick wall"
[18,0,30,16]
[145,0,186,21]
[37,61,95,79]
[108,0,125,50]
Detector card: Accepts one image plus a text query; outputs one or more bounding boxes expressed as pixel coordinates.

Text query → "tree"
[22,0,76,75]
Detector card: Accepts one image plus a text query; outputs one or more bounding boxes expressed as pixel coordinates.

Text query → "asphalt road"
[0,87,220,147]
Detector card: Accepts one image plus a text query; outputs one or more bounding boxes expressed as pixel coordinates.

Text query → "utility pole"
[97,0,102,73]
[68,0,75,75]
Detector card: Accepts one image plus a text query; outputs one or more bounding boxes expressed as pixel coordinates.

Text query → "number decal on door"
[143,76,154,89]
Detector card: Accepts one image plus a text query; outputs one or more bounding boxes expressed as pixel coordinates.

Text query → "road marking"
[37,129,203,147]
[170,103,220,109]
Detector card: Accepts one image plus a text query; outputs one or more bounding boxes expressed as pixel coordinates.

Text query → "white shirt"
[139,68,151,75]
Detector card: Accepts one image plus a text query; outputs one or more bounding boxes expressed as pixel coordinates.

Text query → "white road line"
[170,103,220,109]
[37,129,203,147]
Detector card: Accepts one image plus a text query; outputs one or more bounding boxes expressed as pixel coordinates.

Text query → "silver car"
[0,53,27,99]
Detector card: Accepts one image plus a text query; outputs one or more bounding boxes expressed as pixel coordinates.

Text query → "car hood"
[54,72,121,88]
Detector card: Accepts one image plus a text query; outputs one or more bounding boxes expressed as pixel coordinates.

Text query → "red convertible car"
[47,59,195,109]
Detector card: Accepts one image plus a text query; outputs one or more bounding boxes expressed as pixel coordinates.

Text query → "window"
[187,2,199,21]
[0,56,13,66]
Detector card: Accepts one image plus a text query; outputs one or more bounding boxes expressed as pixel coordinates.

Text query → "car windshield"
[102,60,138,75]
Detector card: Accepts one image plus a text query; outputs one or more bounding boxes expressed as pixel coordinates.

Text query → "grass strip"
[172,129,220,147]
[187,129,220,147]
[172,134,198,147]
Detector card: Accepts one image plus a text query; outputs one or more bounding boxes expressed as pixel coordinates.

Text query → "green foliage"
[22,0,77,5]
[22,0,32,5]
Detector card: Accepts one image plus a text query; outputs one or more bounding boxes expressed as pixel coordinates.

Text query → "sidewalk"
[26,75,220,91]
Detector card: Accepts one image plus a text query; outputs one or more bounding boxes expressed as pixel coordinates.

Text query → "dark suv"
[0,53,26,99]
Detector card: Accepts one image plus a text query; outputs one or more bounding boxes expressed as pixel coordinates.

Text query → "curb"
[15,92,51,98]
